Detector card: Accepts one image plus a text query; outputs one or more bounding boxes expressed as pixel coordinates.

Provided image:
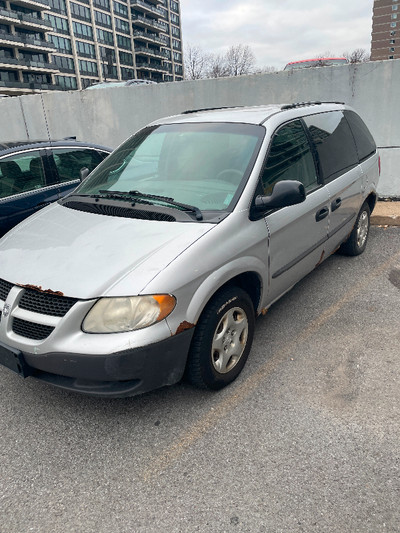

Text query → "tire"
[339,202,371,256]
[186,286,255,390]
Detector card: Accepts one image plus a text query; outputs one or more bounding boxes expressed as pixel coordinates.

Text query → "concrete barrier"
[1,58,399,197]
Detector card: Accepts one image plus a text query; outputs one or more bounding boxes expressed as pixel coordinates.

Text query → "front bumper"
[0,329,194,398]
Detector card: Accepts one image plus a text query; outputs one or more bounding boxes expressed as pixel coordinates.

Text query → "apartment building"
[0,0,60,95]
[0,0,183,94]
[371,0,400,60]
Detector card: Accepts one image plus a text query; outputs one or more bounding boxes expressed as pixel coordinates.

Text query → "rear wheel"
[339,202,371,256]
[186,287,255,390]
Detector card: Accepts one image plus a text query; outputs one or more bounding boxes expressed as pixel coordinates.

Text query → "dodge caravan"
[0,102,380,397]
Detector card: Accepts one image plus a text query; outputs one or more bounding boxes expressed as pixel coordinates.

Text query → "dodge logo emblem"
[2,303,10,318]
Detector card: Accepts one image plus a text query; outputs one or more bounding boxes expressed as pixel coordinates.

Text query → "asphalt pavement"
[0,226,399,533]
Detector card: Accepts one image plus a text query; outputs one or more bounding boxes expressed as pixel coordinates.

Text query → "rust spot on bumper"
[175,321,195,335]
[17,284,64,296]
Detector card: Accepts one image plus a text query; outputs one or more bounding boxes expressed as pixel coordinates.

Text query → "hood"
[0,203,214,299]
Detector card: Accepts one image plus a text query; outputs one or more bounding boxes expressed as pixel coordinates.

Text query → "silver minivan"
[0,102,380,397]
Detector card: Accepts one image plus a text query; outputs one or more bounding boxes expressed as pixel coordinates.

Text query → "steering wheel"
[216,169,243,184]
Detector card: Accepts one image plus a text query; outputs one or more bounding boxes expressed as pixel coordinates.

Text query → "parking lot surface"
[0,226,399,533]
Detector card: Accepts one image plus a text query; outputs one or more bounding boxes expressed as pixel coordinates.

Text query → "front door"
[260,120,330,306]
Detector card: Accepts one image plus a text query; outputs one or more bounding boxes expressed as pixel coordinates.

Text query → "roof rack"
[281,101,345,110]
[182,106,244,114]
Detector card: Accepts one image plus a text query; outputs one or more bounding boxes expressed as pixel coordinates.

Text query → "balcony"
[0,56,59,73]
[0,9,52,30]
[8,0,50,11]
[0,79,60,95]
[133,30,167,46]
[135,60,168,72]
[130,0,164,18]
[134,45,167,59]
[131,14,167,33]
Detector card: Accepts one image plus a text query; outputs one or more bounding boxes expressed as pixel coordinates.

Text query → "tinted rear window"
[344,110,376,162]
[303,111,359,183]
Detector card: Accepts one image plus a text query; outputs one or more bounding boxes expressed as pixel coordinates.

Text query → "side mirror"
[80,167,90,181]
[253,180,306,213]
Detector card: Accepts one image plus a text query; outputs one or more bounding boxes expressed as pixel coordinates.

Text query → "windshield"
[76,123,264,213]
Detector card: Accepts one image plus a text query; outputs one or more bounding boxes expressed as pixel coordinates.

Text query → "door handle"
[331,197,342,212]
[315,207,329,222]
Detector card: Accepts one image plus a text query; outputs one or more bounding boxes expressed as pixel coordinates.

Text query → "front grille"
[0,278,13,302]
[19,289,77,317]
[0,279,79,341]
[12,318,55,341]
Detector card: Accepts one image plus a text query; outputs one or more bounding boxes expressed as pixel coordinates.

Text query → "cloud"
[180,0,373,68]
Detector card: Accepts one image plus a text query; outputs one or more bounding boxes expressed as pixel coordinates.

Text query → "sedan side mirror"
[253,180,306,213]
[80,167,90,181]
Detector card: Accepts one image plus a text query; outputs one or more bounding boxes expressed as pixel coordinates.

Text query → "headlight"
[82,295,176,333]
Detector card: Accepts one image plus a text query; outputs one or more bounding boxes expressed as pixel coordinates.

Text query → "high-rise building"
[0,0,183,95]
[371,0,400,60]
[0,0,60,95]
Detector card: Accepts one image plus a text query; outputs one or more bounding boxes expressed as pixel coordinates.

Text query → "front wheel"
[339,202,371,256]
[186,287,255,390]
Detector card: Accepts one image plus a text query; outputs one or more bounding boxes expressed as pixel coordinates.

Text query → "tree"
[206,54,230,78]
[225,44,256,76]
[254,65,277,74]
[184,45,210,80]
[184,43,258,80]
[343,49,370,63]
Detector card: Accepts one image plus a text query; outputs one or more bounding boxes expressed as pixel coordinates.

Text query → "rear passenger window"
[262,120,318,194]
[304,111,358,183]
[344,111,376,162]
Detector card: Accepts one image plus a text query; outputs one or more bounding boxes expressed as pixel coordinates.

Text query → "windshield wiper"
[98,190,203,221]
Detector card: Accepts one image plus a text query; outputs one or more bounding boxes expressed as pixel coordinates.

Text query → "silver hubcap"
[211,307,248,374]
[357,210,369,248]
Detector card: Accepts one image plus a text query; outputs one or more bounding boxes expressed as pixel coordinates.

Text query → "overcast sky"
[180,0,374,69]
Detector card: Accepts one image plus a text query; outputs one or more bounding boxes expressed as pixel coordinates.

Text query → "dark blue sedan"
[0,140,111,237]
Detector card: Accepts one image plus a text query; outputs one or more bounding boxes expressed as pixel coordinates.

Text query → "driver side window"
[261,120,318,195]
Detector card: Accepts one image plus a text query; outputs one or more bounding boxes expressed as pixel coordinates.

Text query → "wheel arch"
[183,260,265,328]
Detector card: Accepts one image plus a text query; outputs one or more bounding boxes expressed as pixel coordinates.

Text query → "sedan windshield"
[76,123,264,214]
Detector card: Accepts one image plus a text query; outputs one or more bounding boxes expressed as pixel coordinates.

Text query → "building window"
[114,17,130,34]
[96,28,114,45]
[392,14,398,19]
[391,22,397,27]
[45,14,69,34]
[53,55,75,72]
[389,55,394,59]
[70,2,91,22]
[72,21,93,40]
[93,0,110,9]
[390,47,395,52]
[56,75,77,89]
[100,46,115,62]
[48,34,72,54]
[76,40,96,58]
[120,67,134,79]
[79,59,98,76]
[117,33,130,49]
[113,1,128,18]
[119,50,133,65]
[48,0,67,15]
[94,10,112,28]
[391,39,396,44]
[390,30,396,36]
[393,5,398,10]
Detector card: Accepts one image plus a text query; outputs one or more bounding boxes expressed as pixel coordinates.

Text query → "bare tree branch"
[184,44,210,80]
[342,49,370,63]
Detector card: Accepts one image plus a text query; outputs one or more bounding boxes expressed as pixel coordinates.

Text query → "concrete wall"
[1,59,400,196]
